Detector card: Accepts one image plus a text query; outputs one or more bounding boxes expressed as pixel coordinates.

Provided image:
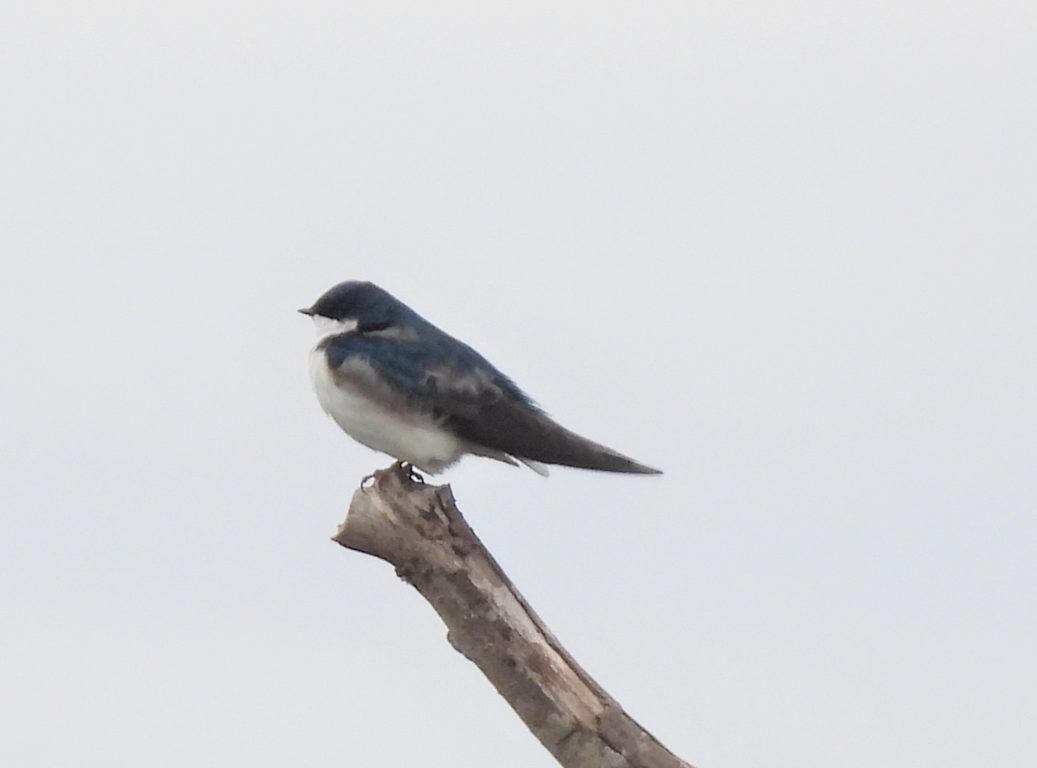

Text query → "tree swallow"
[301,281,661,476]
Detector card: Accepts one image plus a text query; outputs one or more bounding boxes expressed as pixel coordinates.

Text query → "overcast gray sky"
[2,2,1035,766]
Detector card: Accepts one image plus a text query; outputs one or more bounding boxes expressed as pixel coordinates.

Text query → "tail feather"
[516,457,551,476]
[451,401,662,475]
[535,431,662,475]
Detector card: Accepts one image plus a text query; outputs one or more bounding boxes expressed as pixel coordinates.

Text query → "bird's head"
[300,281,419,341]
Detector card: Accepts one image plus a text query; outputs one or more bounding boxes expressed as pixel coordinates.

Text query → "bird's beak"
[298,307,315,316]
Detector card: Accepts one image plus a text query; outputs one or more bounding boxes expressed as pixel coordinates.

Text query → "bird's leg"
[363,461,420,490]
[393,460,426,484]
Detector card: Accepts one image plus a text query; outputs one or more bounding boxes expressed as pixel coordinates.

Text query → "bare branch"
[332,464,694,768]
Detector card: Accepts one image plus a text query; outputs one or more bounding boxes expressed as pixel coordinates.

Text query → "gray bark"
[332,464,694,768]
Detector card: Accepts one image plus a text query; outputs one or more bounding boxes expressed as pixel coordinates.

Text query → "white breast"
[307,343,466,473]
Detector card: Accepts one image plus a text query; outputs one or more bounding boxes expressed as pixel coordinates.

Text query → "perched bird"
[301,281,661,476]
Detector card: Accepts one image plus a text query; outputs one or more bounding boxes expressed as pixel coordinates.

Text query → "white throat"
[311,316,358,344]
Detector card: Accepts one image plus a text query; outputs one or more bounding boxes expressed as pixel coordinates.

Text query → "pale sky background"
[2,2,1035,766]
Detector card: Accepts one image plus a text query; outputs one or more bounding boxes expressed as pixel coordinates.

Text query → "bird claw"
[395,460,426,484]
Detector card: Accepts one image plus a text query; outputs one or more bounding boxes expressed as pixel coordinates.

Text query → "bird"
[300,281,661,476]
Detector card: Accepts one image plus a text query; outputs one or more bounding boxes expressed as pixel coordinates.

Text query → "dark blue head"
[299,281,417,331]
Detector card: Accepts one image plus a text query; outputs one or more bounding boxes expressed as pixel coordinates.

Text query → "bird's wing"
[323,333,660,474]
[437,387,661,474]
[321,331,505,418]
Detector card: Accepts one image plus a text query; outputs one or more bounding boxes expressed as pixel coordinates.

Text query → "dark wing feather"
[322,332,661,475]
[440,394,662,474]
[321,331,509,419]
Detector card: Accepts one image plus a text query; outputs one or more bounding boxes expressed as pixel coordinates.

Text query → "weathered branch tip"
[330,463,693,768]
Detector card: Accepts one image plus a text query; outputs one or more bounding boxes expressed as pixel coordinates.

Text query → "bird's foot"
[394,460,426,484]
